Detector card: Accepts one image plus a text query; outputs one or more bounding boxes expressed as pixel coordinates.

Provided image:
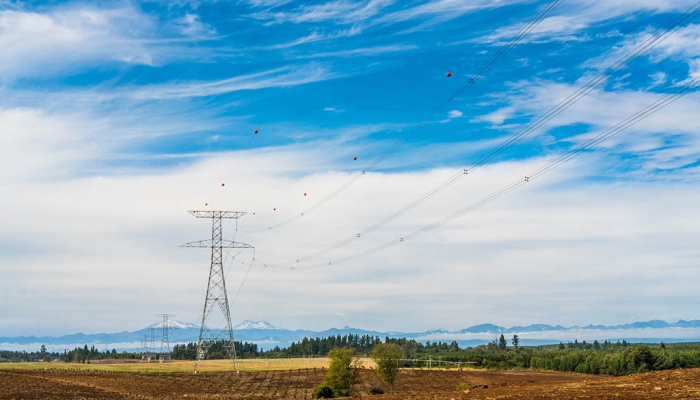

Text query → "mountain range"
[3,319,700,352]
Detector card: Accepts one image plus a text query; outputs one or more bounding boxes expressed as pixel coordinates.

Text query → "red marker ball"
[304,193,307,196]
[221,183,225,187]
[253,212,256,215]
[254,129,258,134]
[205,203,208,206]
[446,72,452,77]
[273,208,276,211]
[353,156,357,160]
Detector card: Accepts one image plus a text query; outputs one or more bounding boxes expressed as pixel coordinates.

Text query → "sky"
[1,0,699,337]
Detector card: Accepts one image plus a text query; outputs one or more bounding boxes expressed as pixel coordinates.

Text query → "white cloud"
[88,63,338,100]
[377,0,521,25]
[484,0,698,44]
[252,0,395,24]
[650,71,668,87]
[2,146,699,334]
[177,13,216,37]
[476,80,700,172]
[587,24,700,82]
[264,26,363,49]
[245,0,292,7]
[488,15,590,44]
[298,44,417,58]
[447,109,463,118]
[0,7,157,80]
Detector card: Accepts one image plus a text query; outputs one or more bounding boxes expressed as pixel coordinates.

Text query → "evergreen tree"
[498,334,507,351]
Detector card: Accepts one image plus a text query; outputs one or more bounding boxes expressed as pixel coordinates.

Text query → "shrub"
[312,384,334,399]
[316,348,358,397]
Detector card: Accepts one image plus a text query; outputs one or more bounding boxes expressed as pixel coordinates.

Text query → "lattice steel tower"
[181,210,253,373]
[140,333,150,362]
[157,313,175,363]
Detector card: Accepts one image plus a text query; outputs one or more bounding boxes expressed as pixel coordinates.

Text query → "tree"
[511,335,519,349]
[370,343,404,393]
[498,334,507,351]
[313,347,357,398]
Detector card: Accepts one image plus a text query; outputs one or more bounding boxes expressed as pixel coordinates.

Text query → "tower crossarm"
[188,210,246,219]
[180,240,254,249]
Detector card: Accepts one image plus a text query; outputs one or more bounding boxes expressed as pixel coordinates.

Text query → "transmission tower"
[181,210,253,373]
[150,327,156,362]
[141,333,150,362]
[157,313,175,363]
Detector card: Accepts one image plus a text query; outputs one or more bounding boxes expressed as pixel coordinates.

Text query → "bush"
[456,382,469,391]
[316,348,358,397]
[368,387,385,395]
[312,384,334,398]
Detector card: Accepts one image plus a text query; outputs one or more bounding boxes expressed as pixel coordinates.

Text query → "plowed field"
[1,366,699,399]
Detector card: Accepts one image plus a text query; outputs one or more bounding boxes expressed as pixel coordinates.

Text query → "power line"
[256,1,700,267]
[255,77,698,270]
[245,0,565,234]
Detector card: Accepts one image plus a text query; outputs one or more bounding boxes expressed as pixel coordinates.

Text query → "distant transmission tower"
[181,210,253,373]
[157,313,175,363]
[150,327,156,362]
[141,333,150,362]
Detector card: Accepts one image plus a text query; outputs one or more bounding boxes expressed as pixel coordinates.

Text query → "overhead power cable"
[245,0,565,234]
[254,76,698,270]
[230,248,256,307]
[255,1,700,267]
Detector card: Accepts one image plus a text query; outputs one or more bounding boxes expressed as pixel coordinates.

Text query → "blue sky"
[1,0,700,337]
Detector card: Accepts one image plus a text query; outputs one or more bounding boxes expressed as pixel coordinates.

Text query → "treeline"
[261,334,460,358]
[261,334,700,377]
[462,343,700,376]
[416,336,700,376]
[59,345,134,363]
[172,341,260,360]
[0,347,60,363]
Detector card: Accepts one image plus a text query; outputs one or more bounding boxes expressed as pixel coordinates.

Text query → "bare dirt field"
[1,364,699,399]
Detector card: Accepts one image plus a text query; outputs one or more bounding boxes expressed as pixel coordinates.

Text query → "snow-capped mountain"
[3,319,700,352]
[147,320,199,330]
[233,320,278,330]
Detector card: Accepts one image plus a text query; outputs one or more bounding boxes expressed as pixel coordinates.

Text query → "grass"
[0,357,380,373]
[0,358,337,373]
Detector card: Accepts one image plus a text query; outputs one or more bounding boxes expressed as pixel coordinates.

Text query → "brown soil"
[1,367,698,399]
